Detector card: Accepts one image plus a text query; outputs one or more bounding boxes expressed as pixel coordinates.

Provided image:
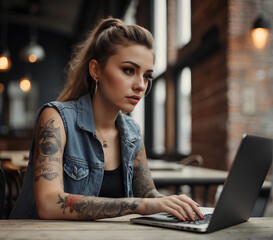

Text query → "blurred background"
[0,0,272,170]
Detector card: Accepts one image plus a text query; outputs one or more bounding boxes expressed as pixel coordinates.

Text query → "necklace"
[95,128,108,148]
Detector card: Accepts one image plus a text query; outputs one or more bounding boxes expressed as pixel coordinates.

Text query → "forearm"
[37,192,143,220]
[143,189,164,198]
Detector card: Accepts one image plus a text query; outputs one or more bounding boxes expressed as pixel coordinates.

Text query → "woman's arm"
[132,143,204,221]
[132,142,163,198]
[33,107,142,220]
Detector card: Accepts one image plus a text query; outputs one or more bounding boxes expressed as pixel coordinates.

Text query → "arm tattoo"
[133,143,161,198]
[57,194,141,220]
[34,164,60,182]
[34,117,63,185]
[39,118,61,155]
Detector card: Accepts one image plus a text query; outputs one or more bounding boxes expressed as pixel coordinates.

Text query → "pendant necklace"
[95,128,108,148]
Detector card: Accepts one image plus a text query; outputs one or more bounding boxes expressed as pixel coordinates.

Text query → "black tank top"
[98,164,125,198]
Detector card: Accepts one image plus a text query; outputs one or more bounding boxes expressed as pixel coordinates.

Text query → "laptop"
[130,134,273,233]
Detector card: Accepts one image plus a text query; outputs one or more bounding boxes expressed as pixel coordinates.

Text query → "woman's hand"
[134,194,204,222]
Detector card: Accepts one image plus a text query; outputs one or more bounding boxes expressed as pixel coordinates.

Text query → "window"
[153,0,167,76]
[177,67,191,155]
[7,80,38,130]
[131,98,145,136]
[153,78,166,154]
[176,0,191,48]
[123,0,138,25]
[124,0,145,135]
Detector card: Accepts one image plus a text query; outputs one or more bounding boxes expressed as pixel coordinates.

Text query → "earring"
[94,80,98,95]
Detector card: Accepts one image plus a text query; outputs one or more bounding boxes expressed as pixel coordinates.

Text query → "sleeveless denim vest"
[10,94,142,219]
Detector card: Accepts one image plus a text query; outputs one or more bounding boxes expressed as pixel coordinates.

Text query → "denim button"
[73,166,78,175]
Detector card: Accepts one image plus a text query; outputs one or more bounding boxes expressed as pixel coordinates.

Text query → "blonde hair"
[57,17,154,102]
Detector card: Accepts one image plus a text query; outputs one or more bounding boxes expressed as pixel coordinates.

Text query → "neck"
[92,93,119,130]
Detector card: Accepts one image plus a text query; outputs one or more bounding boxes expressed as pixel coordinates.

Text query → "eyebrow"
[121,61,153,73]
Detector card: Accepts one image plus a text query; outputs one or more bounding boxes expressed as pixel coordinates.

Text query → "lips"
[126,95,141,104]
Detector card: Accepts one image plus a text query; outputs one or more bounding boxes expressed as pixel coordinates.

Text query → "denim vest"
[10,94,142,219]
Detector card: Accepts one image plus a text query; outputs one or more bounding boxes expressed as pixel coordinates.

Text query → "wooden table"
[151,165,228,186]
[150,164,271,212]
[1,215,273,240]
[150,165,228,205]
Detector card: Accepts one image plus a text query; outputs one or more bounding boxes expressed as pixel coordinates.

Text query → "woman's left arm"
[132,142,163,198]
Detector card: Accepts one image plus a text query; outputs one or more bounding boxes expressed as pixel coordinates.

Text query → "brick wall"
[227,0,273,167]
[179,0,273,170]
[137,0,273,171]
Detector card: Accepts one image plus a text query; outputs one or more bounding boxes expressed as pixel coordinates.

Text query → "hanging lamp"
[251,15,271,49]
[20,24,45,63]
[0,1,12,72]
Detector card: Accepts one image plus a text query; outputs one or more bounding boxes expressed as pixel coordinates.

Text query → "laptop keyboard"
[166,213,212,225]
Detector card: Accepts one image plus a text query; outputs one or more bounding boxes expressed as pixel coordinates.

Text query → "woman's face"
[96,44,154,113]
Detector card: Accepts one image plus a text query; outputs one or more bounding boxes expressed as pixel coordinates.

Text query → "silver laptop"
[130,134,273,233]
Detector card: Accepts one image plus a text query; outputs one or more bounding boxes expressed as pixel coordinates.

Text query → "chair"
[0,159,24,218]
[0,166,6,219]
[174,155,205,203]
[178,154,204,167]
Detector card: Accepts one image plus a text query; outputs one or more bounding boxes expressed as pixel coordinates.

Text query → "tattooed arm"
[33,107,142,220]
[132,142,163,198]
[33,108,203,221]
[131,142,205,221]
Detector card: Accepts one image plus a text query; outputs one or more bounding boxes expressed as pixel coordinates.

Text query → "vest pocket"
[63,157,89,194]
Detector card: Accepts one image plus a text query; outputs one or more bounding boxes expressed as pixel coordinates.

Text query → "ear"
[89,59,101,81]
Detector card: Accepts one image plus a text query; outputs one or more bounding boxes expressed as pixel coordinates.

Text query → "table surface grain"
[1,215,273,240]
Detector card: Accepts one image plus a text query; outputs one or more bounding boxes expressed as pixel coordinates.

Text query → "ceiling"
[2,0,132,39]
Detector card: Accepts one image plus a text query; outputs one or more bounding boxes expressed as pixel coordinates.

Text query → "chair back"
[0,166,6,219]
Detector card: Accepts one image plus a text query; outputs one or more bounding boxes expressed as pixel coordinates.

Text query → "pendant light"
[0,1,12,72]
[19,76,32,92]
[20,24,45,63]
[251,15,271,49]
[0,50,12,72]
[20,2,45,64]
[251,0,271,49]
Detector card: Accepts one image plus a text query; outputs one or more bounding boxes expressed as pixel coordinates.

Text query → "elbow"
[36,199,52,220]
[36,205,51,220]
[35,193,57,220]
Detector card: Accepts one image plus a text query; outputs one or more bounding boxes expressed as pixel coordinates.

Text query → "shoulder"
[34,101,71,137]
[121,113,141,132]
[34,105,67,149]
[36,107,64,132]
[38,107,62,123]
[36,99,79,125]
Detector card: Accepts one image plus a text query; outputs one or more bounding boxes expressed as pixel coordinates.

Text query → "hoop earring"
[95,81,98,93]
[93,80,98,96]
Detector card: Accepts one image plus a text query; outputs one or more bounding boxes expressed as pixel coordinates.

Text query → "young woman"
[10,17,203,221]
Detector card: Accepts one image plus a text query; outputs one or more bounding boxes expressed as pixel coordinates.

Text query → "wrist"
[132,198,146,215]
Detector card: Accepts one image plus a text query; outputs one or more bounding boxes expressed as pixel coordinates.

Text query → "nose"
[133,74,146,92]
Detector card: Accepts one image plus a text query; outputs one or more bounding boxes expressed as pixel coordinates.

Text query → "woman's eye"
[123,68,134,75]
[144,74,154,82]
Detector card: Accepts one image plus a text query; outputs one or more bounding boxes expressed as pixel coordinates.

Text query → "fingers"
[177,194,204,221]
[164,194,204,221]
[164,200,188,221]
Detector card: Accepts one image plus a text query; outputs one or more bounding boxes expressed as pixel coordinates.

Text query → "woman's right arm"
[33,107,143,220]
